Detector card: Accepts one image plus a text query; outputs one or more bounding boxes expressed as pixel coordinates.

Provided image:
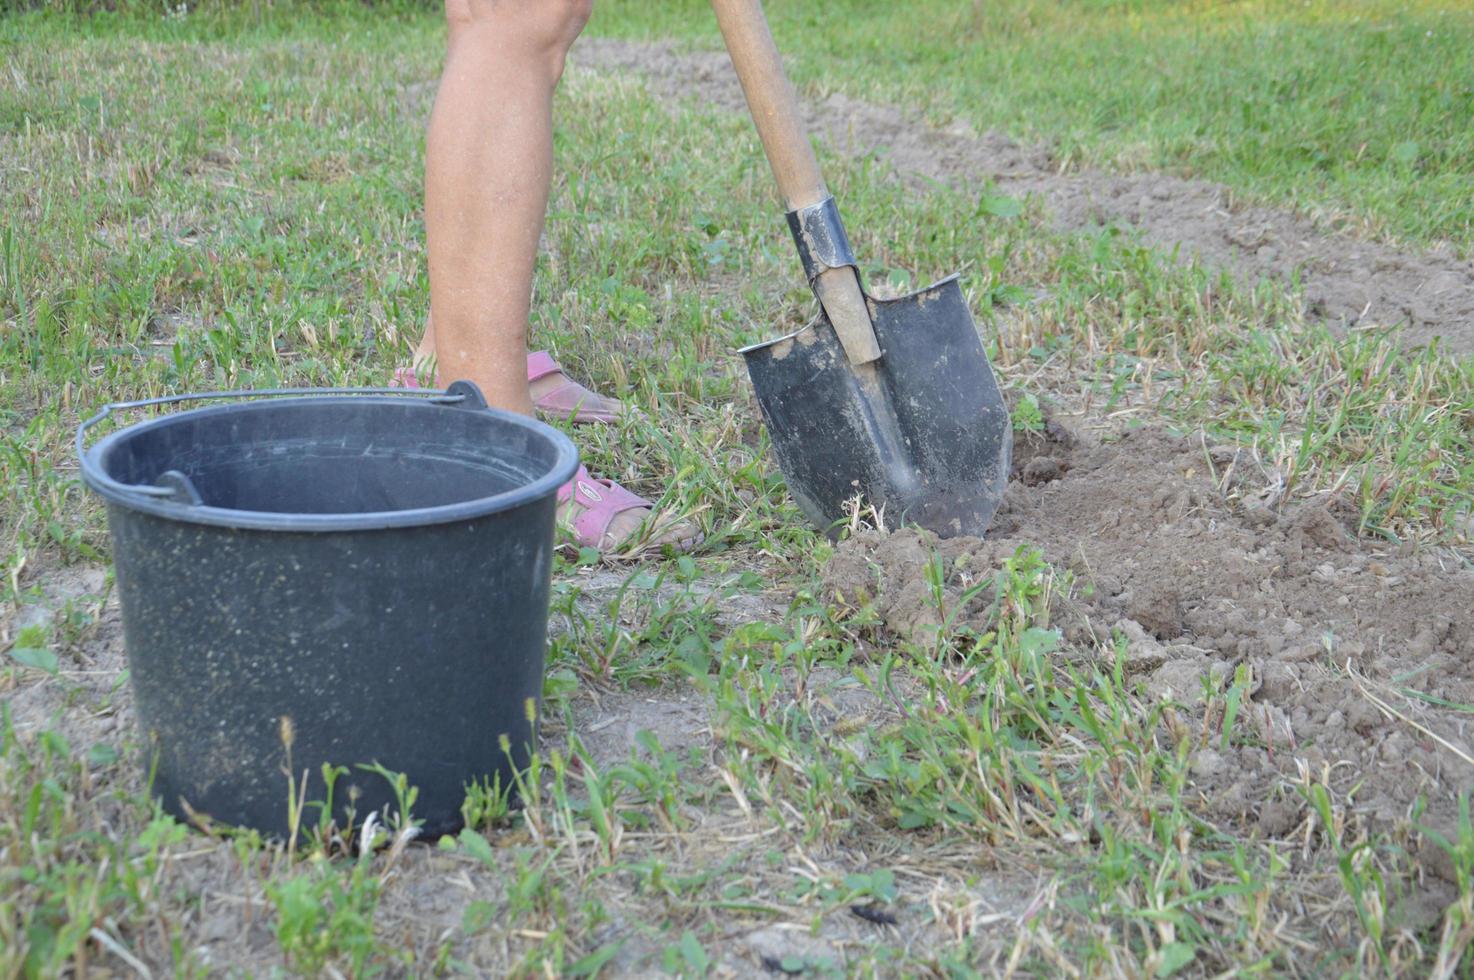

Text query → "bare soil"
[824,411,1474,913]
[573,38,1474,352]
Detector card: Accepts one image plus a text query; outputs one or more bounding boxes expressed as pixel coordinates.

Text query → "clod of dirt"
[1021,455,1067,485]
[575,38,1474,351]
[822,527,1011,647]
[821,415,1474,881]
[1256,799,1304,838]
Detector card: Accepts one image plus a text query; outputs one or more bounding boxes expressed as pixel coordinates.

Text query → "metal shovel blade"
[741,274,1012,538]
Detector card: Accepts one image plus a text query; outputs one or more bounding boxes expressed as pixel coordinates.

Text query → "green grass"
[5,1,1474,975]
[594,0,1474,255]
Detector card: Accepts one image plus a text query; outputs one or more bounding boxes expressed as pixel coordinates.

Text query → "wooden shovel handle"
[710,0,882,365]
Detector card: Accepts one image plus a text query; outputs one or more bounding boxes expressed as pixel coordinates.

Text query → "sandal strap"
[526,350,562,383]
[557,464,653,547]
[534,379,622,424]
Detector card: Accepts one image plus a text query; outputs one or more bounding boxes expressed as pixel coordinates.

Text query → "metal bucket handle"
[76,381,488,505]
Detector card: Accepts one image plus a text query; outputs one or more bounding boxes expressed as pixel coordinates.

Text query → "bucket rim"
[79,394,580,532]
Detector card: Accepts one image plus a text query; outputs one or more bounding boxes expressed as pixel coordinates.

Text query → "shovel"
[712,0,1012,538]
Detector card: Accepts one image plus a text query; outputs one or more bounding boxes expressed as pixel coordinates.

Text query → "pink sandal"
[557,464,663,550]
[556,465,701,553]
[526,351,625,425]
[390,352,622,425]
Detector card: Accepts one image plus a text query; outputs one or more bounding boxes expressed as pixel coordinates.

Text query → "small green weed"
[264,853,386,977]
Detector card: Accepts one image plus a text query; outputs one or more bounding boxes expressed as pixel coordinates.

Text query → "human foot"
[558,465,701,555]
[526,351,627,425]
[394,352,626,425]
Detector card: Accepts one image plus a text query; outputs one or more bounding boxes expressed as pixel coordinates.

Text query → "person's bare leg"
[423,0,698,551]
[425,0,589,414]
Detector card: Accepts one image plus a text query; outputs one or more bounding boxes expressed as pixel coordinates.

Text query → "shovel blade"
[742,275,1012,539]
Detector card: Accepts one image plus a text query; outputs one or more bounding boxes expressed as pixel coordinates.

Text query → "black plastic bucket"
[77,382,578,839]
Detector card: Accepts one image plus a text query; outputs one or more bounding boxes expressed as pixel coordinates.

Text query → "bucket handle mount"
[76,381,489,505]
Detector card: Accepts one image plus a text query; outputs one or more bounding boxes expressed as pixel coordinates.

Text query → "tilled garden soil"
[575,38,1474,351]
[824,416,1474,903]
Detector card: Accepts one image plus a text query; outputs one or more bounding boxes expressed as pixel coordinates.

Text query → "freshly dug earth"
[824,415,1474,894]
[575,38,1474,352]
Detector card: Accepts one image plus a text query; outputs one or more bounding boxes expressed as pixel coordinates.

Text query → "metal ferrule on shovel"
[714,0,1012,538]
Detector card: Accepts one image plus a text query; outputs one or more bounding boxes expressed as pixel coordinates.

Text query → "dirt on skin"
[572,38,1474,352]
[823,414,1474,906]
